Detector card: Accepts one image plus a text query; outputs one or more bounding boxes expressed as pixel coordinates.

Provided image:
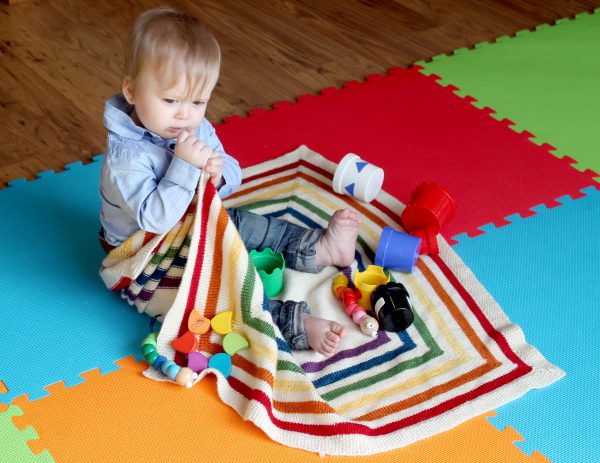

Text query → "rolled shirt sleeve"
[136,157,200,234]
[101,146,202,238]
[100,110,243,245]
[201,120,242,198]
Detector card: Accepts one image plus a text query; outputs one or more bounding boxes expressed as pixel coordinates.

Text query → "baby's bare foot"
[304,316,346,357]
[315,209,361,267]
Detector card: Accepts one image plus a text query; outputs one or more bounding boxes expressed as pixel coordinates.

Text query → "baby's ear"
[122,76,135,104]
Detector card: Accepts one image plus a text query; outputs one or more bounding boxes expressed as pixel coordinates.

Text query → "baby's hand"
[204,154,224,189]
[174,130,212,169]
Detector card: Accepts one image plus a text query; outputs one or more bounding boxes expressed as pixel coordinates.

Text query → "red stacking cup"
[409,226,439,255]
[400,183,456,256]
[401,182,456,233]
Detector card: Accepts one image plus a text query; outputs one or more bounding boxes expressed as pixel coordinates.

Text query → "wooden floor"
[1,0,598,187]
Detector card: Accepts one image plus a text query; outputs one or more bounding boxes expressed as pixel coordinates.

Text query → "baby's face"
[125,69,214,140]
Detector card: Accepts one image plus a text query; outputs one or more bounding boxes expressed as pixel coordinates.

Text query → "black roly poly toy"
[370,282,414,332]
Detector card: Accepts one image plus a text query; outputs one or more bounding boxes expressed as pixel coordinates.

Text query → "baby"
[99,7,361,357]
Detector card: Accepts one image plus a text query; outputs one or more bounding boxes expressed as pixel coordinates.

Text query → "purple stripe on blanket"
[301,331,391,373]
[138,288,154,303]
[157,276,183,289]
[122,276,181,305]
[122,288,138,303]
[342,266,355,290]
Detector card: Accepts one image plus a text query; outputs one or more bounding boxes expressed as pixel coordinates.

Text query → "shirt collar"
[103,93,173,143]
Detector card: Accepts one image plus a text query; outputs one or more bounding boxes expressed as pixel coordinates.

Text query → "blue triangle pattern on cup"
[345,183,356,196]
[355,161,368,173]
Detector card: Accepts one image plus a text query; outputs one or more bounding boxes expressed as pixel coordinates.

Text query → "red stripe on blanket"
[431,254,533,373]
[229,362,529,436]
[242,159,334,185]
[174,181,217,366]
[228,245,533,431]
[222,162,534,430]
[111,277,132,291]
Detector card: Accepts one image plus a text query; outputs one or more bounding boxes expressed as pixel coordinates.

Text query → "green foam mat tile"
[0,406,54,463]
[418,8,600,180]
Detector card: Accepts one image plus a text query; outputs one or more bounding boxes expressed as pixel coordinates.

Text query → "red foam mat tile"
[216,67,596,241]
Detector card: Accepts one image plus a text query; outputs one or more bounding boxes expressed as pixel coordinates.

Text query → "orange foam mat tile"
[11,356,550,463]
[0,381,7,412]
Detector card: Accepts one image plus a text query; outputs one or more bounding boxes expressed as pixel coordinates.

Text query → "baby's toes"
[326,330,340,343]
[321,343,335,356]
[330,322,346,338]
[324,335,338,349]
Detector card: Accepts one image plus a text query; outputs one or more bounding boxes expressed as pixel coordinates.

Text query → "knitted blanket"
[100,146,563,456]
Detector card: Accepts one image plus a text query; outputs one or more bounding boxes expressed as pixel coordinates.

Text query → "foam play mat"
[1,11,598,461]
[418,9,600,462]
[453,186,600,462]
[99,146,564,455]
[418,8,600,179]
[0,148,564,461]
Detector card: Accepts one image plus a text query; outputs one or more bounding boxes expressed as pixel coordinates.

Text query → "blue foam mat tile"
[0,160,149,403]
[452,186,600,463]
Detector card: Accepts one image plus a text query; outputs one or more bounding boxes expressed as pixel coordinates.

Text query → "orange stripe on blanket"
[355,261,503,422]
[233,356,334,415]
[233,355,274,386]
[273,399,336,415]
[356,363,501,422]
[419,261,498,361]
[232,171,400,228]
[199,205,232,354]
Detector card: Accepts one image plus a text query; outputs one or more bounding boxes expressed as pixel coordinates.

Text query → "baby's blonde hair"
[124,7,220,99]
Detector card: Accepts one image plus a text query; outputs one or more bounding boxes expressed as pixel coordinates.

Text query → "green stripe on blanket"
[100,146,563,456]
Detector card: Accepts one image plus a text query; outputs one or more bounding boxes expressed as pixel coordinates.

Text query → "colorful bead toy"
[141,332,198,388]
[332,273,379,337]
[141,309,249,386]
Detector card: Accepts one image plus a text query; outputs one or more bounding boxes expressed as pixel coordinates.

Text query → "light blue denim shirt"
[100,94,242,246]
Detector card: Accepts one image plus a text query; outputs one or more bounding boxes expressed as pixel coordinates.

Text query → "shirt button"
[169,143,175,149]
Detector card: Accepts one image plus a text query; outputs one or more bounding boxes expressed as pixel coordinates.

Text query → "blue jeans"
[227,208,324,350]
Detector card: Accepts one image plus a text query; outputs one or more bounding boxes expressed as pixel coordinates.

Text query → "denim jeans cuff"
[269,299,311,350]
[288,301,311,350]
[288,228,325,274]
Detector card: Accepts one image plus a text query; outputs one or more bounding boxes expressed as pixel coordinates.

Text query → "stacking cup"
[374,227,421,273]
[249,248,285,298]
[401,182,456,233]
[354,265,391,309]
[332,153,384,203]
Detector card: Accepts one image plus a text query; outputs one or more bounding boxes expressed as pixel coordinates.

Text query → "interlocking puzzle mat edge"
[215,66,598,245]
[0,155,150,404]
[1,60,587,462]
[7,356,553,463]
[416,7,600,180]
[453,185,600,463]
[0,406,54,463]
[1,154,560,463]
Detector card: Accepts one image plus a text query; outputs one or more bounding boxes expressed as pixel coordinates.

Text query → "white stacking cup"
[332,153,384,203]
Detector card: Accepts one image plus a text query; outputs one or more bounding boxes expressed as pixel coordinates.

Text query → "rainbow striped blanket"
[100,146,563,456]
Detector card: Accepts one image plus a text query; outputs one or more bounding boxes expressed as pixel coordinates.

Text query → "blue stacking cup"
[374,227,421,273]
